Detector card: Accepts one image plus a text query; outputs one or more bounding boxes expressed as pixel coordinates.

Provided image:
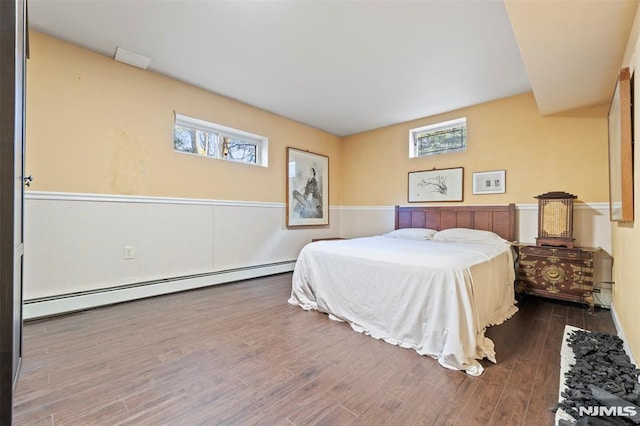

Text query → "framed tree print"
[408,167,463,202]
[287,147,329,226]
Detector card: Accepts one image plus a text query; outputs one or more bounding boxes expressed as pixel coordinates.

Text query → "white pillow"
[432,228,506,244]
[383,228,437,240]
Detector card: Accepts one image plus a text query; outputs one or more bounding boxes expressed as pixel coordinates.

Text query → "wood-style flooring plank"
[312,404,358,426]
[12,276,618,425]
[352,392,404,426]
[487,358,538,425]
[523,347,561,426]
[448,365,511,426]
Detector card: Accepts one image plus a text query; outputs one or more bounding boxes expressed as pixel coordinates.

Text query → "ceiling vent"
[114,47,151,69]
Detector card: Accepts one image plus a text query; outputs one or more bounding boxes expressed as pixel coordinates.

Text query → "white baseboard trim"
[23,261,296,320]
[610,301,637,367]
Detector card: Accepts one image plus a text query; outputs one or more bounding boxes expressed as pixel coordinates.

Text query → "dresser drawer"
[519,246,592,262]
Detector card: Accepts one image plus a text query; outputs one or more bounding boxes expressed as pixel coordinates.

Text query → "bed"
[288,204,518,376]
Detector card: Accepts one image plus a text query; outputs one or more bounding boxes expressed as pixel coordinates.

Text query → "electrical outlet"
[123,246,135,260]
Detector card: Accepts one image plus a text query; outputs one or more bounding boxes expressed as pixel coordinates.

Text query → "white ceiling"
[505,0,638,116]
[28,0,638,136]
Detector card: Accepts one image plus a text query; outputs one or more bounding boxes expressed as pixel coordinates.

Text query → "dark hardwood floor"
[12,273,616,425]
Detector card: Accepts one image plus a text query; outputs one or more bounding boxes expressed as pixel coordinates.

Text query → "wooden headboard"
[395,204,516,242]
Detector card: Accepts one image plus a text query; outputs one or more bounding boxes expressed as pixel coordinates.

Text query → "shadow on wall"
[559,203,613,303]
[574,203,612,255]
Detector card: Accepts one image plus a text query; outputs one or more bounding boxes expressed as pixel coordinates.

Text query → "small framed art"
[472,170,506,195]
[408,167,463,202]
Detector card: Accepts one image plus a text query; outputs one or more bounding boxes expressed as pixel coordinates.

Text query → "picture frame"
[287,147,329,226]
[472,170,506,195]
[608,67,634,222]
[408,167,463,202]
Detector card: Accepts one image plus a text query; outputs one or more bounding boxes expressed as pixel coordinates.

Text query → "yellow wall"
[26,31,342,204]
[27,31,608,210]
[612,5,640,362]
[341,92,608,206]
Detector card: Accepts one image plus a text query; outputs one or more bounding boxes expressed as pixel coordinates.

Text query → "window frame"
[409,117,467,158]
[174,113,268,167]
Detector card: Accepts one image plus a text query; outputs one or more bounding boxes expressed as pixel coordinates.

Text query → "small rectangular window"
[223,137,257,163]
[409,118,466,158]
[174,113,268,167]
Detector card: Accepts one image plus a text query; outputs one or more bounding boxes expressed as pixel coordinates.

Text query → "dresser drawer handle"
[546,269,560,279]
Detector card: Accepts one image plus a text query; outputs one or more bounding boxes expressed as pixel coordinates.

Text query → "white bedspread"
[288,236,518,375]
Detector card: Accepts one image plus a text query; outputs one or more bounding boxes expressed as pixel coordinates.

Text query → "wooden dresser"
[514,244,599,310]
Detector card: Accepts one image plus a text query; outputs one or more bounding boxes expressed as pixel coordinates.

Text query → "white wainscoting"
[336,206,396,239]
[23,191,342,319]
[24,196,613,318]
